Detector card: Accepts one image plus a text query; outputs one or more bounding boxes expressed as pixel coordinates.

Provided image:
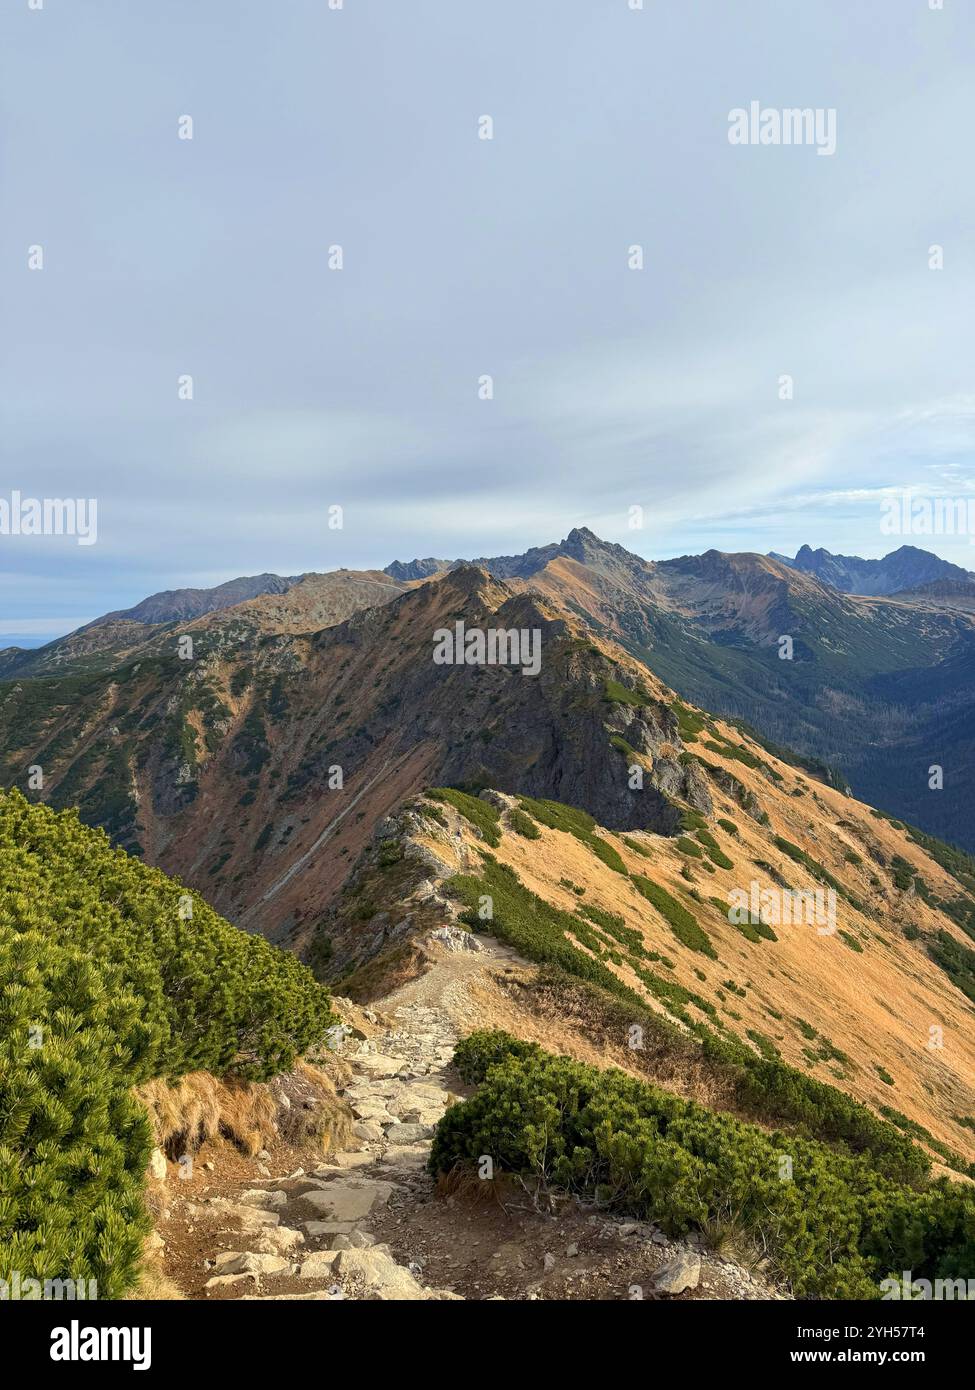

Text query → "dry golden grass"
[123,1251,184,1302]
[275,1059,355,1154]
[137,1072,278,1159]
[445,721,975,1164]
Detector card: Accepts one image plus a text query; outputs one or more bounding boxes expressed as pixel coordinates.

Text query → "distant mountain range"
[768,544,974,597]
[2,531,973,854]
[84,572,307,627]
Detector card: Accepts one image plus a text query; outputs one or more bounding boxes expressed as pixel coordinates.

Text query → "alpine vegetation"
[0,791,334,1299]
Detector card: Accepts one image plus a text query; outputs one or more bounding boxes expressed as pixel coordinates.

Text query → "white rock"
[303,1221,357,1237]
[206,1199,280,1230]
[353,1121,385,1143]
[385,1123,433,1145]
[429,925,483,953]
[314,1152,374,1172]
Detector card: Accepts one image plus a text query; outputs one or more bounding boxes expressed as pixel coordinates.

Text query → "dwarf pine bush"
[0,790,334,1297]
[433,1031,975,1299]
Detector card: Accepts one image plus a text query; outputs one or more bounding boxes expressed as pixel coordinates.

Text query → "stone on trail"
[299,1251,340,1279]
[303,1220,358,1237]
[299,1179,393,1221]
[353,1120,385,1142]
[333,1247,431,1301]
[352,1053,407,1076]
[312,1152,374,1172]
[378,1145,427,1169]
[212,1252,293,1278]
[651,1251,702,1295]
[237,1189,287,1211]
[205,1273,256,1292]
[384,1122,433,1145]
[206,1199,280,1231]
[252,1225,305,1255]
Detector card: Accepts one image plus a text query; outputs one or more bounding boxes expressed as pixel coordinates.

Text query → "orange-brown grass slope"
[442,723,975,1167]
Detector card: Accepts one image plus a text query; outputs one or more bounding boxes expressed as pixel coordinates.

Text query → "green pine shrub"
[507,808,541,840]
[426,787,501,846]
[631,875,718,959]
[433,1031,975,1299]
[448,856,645,1007]
[0,790,334,1298]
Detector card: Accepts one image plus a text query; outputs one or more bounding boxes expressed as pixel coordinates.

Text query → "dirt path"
[155,931,786,1301]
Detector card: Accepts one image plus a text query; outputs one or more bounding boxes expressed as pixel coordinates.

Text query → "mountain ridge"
[3,529,974,850]
[770,543,973,597]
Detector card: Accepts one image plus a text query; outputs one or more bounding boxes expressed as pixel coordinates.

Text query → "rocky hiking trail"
[154,930,785,1301]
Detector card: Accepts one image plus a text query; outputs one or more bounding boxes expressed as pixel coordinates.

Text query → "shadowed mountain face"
[0,567,712,942]
[896,576,975,611]
[388,531,975,849]
[771,544,972,597]
[383,557,449,582]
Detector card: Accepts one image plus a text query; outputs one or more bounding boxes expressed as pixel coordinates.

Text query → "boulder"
[333,1247,430,1301]
[303,1220,358,1238]
[211,1252,293,1278]
[384,1122,433,1145]
[252,1226,305,1255]
[429,926,483,953]
[353,1121,385,1143]
[299,1180,393,1222]
[206,1199,280,1231]
[237,1189,287,1211]
[312,1152,374,1171]
[651,1251,701,1295]
[298,1251,340,1279]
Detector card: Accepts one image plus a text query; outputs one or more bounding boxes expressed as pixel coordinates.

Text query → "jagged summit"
[772,543,971,597]
[382,526,652,583]
[383,556,450,582]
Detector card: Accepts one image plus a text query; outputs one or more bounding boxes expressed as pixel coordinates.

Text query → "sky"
[2,0,973,644]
